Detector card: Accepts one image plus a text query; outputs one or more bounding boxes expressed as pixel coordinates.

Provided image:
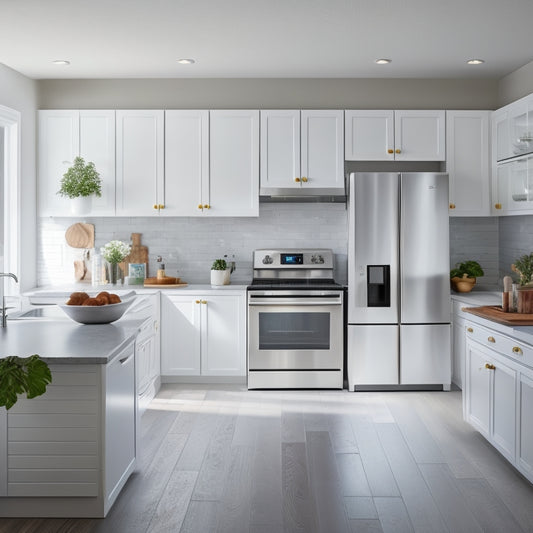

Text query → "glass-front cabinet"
[493,156,533,214]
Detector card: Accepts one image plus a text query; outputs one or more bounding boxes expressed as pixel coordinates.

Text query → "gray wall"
[38,78,499,110]
[0,63,38,291]
[499,215,533,284]
[499,59,533,106]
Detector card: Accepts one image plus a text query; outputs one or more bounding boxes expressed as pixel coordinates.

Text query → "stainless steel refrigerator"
[347,172,451,391]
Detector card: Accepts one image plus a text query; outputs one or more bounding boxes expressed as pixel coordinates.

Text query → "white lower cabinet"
[464,321,533,481]
[161,292,246,378]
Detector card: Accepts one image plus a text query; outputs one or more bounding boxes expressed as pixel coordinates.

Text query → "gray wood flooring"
[1,385,533,533]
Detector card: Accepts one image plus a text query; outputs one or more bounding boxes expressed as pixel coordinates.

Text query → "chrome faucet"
[1,272,18,327]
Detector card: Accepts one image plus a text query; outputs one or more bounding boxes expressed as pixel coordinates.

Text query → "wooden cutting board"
[463,305,533,326]
[121,233,149,277]
[65,223,94,249]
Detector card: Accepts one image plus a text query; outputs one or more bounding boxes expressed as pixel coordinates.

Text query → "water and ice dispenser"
[366,265,390,307]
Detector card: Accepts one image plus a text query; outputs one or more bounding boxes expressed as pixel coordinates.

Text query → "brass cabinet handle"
[201,300,207,304]
[467,327,474,333]
[153,204,158,209]
[301,177,308,183]
[195,300,201,304]
[204,204,211,209]
[487,336,496,343]
[512,346,523,355]
[395,149,401,154]
[198,204,203,210]
[294,177,301,183]
[449,203,456,209]
[485,363,496,370]
[387,149,394,154]
[494,203,502,210]
[159,204,165,209]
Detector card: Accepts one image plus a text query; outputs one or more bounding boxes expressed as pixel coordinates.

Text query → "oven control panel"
[254,249,333,269]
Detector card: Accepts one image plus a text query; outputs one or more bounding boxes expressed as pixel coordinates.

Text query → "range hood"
[259,184,347,203]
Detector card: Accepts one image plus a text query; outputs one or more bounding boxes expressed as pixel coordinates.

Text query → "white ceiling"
[1,0,532,80]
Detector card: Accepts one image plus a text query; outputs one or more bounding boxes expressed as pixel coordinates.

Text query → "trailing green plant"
[0,355,52,410]
[450,260,484,279]
[57,156,102,198]
[513,252,533,286]
[211,259,227,271]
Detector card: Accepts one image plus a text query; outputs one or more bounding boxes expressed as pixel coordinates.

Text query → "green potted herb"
[57,156,102,215]
[450,260,484,292]
[211,258,229,286]
[0,355,52,410]
[512,253,533,286]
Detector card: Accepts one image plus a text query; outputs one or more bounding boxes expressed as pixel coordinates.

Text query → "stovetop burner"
[248,278,344,290]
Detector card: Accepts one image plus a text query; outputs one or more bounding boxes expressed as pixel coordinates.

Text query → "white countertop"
[450,290,502,306]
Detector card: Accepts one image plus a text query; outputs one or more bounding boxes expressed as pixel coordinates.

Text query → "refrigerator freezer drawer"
[400,324,451,386]
[347,325,399,389]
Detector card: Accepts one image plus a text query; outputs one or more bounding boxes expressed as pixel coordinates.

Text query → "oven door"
[248,290,343,370]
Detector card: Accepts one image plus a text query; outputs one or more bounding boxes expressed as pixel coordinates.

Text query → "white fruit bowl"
[58,297,135,324]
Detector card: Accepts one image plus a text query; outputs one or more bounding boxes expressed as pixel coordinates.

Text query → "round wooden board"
[65,223,95,249]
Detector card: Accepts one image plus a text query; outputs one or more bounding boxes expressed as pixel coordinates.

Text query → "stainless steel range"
[247,249,344,389]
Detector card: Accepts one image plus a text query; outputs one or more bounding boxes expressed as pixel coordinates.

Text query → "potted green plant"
[450,260,484,293]
[512,253,533,286]
[101,240,132,285]
[57,156,102,215]
[211,258,229,286]
[0,355,52,410]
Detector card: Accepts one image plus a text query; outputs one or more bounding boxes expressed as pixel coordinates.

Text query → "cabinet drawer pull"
[485,363,496,370]
[512,346,523,355]
[294,177,301,183]
[487,336,496,343]
[301,177,308,183]
[387,149,394,154]
[204,204,211,209]
[449,203,456,209]
[467,327,473,333]
[198,204,203,210]
[195,300,201,304]
[201,300,207,304]
[395,149,401,154]
[494,203,502,210]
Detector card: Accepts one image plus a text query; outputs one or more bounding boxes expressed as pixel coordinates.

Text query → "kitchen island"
[0,305,149,518]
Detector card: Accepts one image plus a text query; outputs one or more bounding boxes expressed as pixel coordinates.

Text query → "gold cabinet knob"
[494,203,502,210]
[195,300,201,304]
[449,203,456,209]
[488,336,495,343]
[201,300,207,304]
[198,204,203,209]
[395,149,401,154]
[301,177,308,183]
[387,149,394,154]
[485,363,496,370]
[204,204,211,209]
[512,346,523,355]
[467,327,474,333]
[294,177,301,183]
[153,204,158,209]
[159,204,165,209]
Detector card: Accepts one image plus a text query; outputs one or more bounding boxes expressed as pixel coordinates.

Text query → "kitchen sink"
[9,306,67,320]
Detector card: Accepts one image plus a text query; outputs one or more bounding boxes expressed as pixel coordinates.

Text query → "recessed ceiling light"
[467,59,485,65]
[52,59,70,65]
[375,58,392,65]
[177,58,195,65]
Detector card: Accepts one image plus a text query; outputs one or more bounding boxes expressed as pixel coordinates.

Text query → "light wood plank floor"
[1,385,533,533]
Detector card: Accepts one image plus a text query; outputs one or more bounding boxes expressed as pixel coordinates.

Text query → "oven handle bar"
[249,299,342,306]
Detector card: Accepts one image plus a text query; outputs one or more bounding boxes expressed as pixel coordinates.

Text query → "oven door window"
[258,312,330,350]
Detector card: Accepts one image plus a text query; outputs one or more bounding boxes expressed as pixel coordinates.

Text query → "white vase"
[70,196,92,216]
[211,270,226,286]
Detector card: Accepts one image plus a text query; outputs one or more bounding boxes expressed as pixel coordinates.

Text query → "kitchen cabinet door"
[493,108,511,162]
[452,316,466,389]
[394,110,446,161]
[116,110,164,216]
[446,111,490,216]
[201,294,246,376]
[260,110,301,191]
[161,295,201,375]
[208,110,259,216]
[301,110,344,190]
[465,341,491,437]
[38,110,79,216]
[345,110,394,161]
[164,110,209,216]
[518,371,533,479]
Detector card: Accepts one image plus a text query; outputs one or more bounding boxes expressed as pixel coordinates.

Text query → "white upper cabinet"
[116,110,164,216]
[446,111,490,217]
[39,110,115,216]
[345,110,394,161]
[207,110,259,216]
[260,109,344,194]
[164,110,209,216]
[345,110,445,161]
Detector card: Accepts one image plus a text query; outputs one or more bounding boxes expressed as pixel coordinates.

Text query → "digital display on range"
[281,253,303,265]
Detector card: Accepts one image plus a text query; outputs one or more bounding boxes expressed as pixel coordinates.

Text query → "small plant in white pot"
[211,258,230,286]
[57,156,102,215]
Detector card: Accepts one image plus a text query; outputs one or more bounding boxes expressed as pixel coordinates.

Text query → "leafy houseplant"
[450,260,484,293]
[58,157,102,215]
[211,258,229,286]
[512,253,533,286]
[101,240,132,284]
[0,355,52,410]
